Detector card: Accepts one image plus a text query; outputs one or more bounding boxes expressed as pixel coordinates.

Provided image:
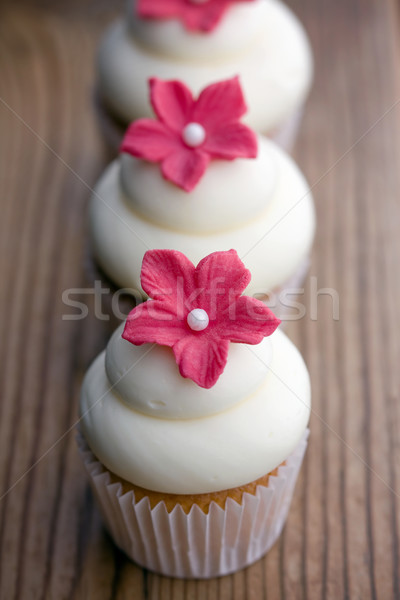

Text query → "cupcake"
[96,0,313,152]
[89,77,315,314]
[78,248,311,578]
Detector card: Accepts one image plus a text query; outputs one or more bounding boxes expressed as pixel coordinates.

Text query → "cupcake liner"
[268,105,304,154]
[77,429,309,578]
[276,255,311,322]
[93,88,126,155]
[258,255,310,323]
[84,233,310,328]
[82,236,141,333]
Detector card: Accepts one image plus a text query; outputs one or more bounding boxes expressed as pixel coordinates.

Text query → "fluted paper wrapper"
[260,255,310,324]
[77,430,309,578]
[83,243,311,330]
[267,105,304,153]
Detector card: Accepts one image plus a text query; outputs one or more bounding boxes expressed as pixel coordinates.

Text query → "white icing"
[98,0,313,133]
[127,0,269,60]
[119,136,274,233]
[80,328,311,494]
[90,137,315,296]
[187,308,209,331]
[105,323,273,419]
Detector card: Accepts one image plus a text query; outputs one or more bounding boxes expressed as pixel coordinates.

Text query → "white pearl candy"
[187,308,209,332]
[182,122,206,148]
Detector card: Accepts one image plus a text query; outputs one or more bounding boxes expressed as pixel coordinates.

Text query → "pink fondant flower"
[121,77,258,192]
[123,249,280,389]
[137,0,255,33]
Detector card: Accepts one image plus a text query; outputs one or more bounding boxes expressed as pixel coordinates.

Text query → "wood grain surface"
[1,0,400,598]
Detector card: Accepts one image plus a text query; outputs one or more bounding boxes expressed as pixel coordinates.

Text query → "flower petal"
[150,78,194,132]
[195,249,251,314]
[203,122,258,159]
[137,0,183,19]
[140,249,196,314]
[123,300,187,347]
[192,76,248,131]
[121,119,180,162]
[219,296,281,344]
[182,0,229,32]
[137,0,256,33]
[161,148,210,191]
[173,335,230,388]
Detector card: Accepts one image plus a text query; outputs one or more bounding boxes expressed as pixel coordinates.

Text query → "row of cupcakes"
[79,0,314,578]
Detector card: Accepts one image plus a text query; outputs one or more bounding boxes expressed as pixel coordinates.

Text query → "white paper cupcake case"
[83,239,311,329]
[261,255,311,324]
[77,429,309,579]
[268,105,304,154]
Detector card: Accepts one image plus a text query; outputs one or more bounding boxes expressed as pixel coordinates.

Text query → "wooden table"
[1,0,399,598]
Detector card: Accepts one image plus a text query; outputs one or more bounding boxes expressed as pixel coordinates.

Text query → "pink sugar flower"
[121,76,258,192]
[137,0,255,33]
[123,249,280,389]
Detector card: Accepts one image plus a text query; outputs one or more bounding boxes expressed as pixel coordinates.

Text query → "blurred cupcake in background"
[89,77,315,318]
[95,0,313,153]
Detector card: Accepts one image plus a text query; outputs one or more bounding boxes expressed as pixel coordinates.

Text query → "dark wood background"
[1,0,400,598]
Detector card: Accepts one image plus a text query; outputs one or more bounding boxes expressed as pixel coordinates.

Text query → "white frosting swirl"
[80,328,311,494]
[97,0,313,133]
[127,0,269,60]
[90,137,315,296]
[119,137,277,233]
[105,324,273,419]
